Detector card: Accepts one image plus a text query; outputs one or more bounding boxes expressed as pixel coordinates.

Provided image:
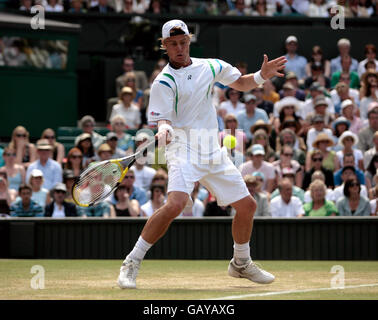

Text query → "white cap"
[162,20,189,39]
[286,35,298,44]
[30,169,43,177]
[341,99,354,110]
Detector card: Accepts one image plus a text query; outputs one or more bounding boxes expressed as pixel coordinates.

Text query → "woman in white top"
[109,86,141,129]
[219,87,245,118]
[141,184,166,217]
[336,131,364,171]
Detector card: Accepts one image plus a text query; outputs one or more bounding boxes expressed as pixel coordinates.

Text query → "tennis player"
[118,19,287,289]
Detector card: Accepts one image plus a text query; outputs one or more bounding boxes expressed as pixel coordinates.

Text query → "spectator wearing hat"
[331,55,360,90]
[219,114,247,154]
[27,169,51,208]
[251,85,274,118]
[219,87,245,118]
[364,131,378,169]
[330,81,360,115]
[340,99,363,135]
[75,115,105,150]
[120,71,144,109]
[306,115,334,152]
[332,116,350,149]
[330,38,359,75]
[239,144,276,193]
[44,183,78,218]
[243,175,271,216]
[236,94,269,143]
[270,178,304,217]
[357,103,378,152]
[75,133,96,168]
[62,169,77,204]
[105,132,127,159]
[96,143,114,162]
[300,82,334,120]
[334,152,365,187]
[273,145,303,188]
[270,167,304,203]
[360,72,378,121]
[273,96,303,135]
[110,115,135,154]
[303,180,338,216]
[10,184,44,217]
[336,178,371,216]
[333,167,368,200]
[303,149,335,190]
[109,86,141,130]
[250,127,276,162]
[279,73,306,101]
[283,35,307,81]
[336,131,364,171]
[304,170,335,204]
[309,132,339,173]
[358,44,378,78]
[26,139,62,191]
[305,95,335,127]
[305,45,331,78]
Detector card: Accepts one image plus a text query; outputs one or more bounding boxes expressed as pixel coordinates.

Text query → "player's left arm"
[229,54,287,92]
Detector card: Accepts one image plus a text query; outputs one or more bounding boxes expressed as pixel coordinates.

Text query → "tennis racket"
[72,137,158,207]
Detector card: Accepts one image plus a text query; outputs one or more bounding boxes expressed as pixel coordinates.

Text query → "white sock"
[233,242,252,266]
[126,236,153,263]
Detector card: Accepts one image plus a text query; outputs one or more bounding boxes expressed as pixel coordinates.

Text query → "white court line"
[208,283,378,300]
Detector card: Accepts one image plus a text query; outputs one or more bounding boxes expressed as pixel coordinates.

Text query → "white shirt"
[219,100,245,117]
[52,203,65,218]
[304,189,335,204]
[110,102,141,129]
[131,165,156,192]
[333,184,368,200]
[148,58,241,159]
[336,149,363,168]
[270,196,304,217]
[238,160,276,191]
[370,199,377,215]
[357,58,378,78]
[306,128,334,151]
[330,88,360,108]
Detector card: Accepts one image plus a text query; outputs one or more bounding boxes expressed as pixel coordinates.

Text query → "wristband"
[158,123,174,137]
[254,70,266,85]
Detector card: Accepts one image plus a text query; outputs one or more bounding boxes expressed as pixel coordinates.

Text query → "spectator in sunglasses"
[8,126,37,169]
[0,146,25,191]
[65,148,84,177]
[336,178,371,216]
[41,128,65,165]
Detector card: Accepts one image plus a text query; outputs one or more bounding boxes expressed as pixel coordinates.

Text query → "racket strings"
[73,162,122,205]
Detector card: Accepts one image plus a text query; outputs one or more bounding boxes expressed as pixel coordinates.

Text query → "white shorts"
[166,147,249,207]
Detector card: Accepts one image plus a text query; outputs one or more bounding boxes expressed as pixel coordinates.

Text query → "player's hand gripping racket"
[72,137,158,207]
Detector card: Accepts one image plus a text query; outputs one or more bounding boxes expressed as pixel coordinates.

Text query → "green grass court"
[1,260,377,300]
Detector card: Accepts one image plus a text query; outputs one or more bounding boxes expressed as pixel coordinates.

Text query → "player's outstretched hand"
[260,54,287,80]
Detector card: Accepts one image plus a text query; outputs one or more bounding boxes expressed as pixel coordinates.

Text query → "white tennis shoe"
[228,258,275,284]
[117,258,140,289]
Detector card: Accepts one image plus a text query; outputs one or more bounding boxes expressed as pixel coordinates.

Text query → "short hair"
[111,115,126,126]
[343,152,355,160]
[18,184,32,194]
[344,178,360,198]
[150,184,166,200]
[278,177,293,191]
[364,44,376,55]
[79,115,95,128]
[309,179,327,194]
[311,170,325,182]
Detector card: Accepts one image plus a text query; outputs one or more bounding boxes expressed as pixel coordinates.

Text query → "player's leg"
[228,195,275,284]
[117,191,189,289]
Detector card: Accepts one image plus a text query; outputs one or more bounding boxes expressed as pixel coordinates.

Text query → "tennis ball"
[223,135,237,150]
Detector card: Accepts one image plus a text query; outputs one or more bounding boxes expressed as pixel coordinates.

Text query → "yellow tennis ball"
[223,135,237,150]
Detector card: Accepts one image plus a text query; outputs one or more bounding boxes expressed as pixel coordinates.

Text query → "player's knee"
[237,196,256,217]
[164,198,186,218]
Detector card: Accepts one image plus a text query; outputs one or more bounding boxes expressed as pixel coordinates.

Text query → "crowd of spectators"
[1,33,378,218]
[6,0,378,18]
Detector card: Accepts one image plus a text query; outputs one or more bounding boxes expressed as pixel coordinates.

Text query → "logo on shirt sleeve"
[150,111,161,116]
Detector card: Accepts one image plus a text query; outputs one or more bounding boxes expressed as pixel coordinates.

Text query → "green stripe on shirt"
[163,73,178,115]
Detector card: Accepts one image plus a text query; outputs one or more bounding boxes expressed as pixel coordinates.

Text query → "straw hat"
[250,119,272,135]
[119,86,136,100]
[312,133,334,148]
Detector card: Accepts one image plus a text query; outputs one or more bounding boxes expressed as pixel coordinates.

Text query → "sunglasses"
[125,176,135,179]
[283,153,293,157]
[349,182,359,187]
[312,158,323,162]
[16,134,26,138]
[4,153,16,157]
[44,135,55,139]
[55,190,66,194]
[71,155,82,159]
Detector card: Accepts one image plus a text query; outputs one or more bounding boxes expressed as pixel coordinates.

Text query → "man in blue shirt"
[284,35,307,81]
[330,38,359,75]
[237,94,269,143]
[10,184,44,217]
[334,153,365,186]
[26,139,62,190]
